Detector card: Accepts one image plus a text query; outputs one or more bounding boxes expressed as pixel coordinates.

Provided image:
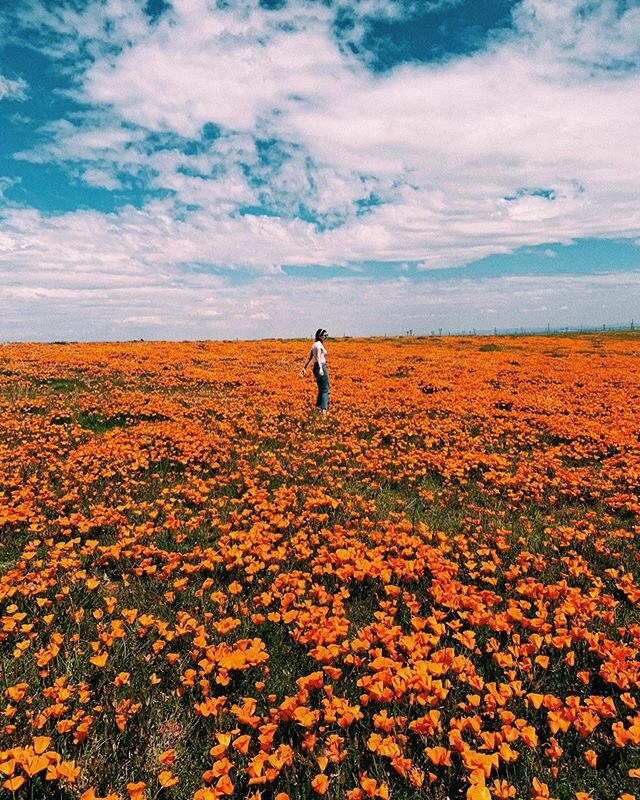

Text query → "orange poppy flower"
[127,781,146,800]
[311,774,329,795]
[158,771,179,788]
[425,746,452,767]
[3,776,26,792]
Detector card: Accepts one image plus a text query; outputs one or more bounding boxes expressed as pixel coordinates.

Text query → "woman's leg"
[319,368,330,411]
[313,365,329,411]
[313,365,323,409]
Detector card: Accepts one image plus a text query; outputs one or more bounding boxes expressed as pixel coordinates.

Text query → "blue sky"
[0,0,639,341]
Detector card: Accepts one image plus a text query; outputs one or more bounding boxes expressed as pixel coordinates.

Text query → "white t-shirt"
[310,340,327,366]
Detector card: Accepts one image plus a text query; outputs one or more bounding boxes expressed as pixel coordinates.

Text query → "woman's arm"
[300,347,314,376]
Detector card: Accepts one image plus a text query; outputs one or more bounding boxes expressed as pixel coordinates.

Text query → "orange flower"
[23,754,51,777]
[531,777,551,798]
[311,774,329,795]
[216,775,234,795]
[32,735,52,754]
[232,734,251,754]
[425,746,452,767]
[4,336,640,800]
[0,760,16,777]
[114,672,130,687]
[467,772,491,800]
[127,781,146,800]
[158,749,176,767]
[297,671,324,691]
[6,684,29,703]
[492,779,517,799]
[158,771,179,788]
[3,776,26,792]
[519,726,538,749]
[46,760,80,783]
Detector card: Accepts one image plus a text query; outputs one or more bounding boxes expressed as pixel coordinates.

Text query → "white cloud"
[0,74,27,100]
[80,168,122,190]
[2,251,639,342]
[22,0,639,262]
[513,0,640,70]
[122,315,164,326]
[78,2,350,137]
[2,0,640,339]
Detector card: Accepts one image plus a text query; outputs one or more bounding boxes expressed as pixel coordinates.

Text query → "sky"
[0,0,639,342]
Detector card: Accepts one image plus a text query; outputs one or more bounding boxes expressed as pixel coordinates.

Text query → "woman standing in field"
[300,329,330,413]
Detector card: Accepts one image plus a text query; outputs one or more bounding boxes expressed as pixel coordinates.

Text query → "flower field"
[1,333,640,800]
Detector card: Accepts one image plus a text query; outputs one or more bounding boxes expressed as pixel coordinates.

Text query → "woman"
[300,329,330,413]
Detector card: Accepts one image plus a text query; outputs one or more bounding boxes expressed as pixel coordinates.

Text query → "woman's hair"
[315,328,327,341]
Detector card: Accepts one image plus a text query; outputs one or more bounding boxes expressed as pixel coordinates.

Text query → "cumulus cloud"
[24,3,640,242]
[514,0,640,71]
[1,0,640,338]
[0,74,27,100]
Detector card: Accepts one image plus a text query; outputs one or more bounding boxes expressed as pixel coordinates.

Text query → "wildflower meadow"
[1,333,640,800]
